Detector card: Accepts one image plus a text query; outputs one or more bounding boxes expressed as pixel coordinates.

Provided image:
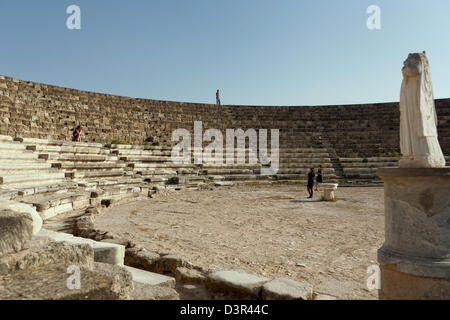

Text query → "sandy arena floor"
[95,185,385,300]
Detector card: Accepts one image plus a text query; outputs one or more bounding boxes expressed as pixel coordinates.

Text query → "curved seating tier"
[339,157,399,183]
[6,135,447,230]
[274,148,338,183]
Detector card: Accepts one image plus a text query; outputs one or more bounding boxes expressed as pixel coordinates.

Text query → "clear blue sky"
[0,0,449,106]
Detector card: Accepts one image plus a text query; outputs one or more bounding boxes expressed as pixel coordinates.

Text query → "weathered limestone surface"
[378,167,450,299]
[0,238,94,274]
[131,282,179,300]
[0,262,133,300]
[207,270,270,299]
[0,201,42,235]
[261,278,313,300]
[0,210,33,256]
[37,229,125,266]
[124,247,161,270]
[174,267,207,284]
[124,265,176,288]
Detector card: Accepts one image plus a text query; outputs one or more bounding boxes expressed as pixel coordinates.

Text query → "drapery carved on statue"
[399,52,446,168]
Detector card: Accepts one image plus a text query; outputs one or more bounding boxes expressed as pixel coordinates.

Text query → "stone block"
[0,238,94,274]
[0,201,42,235]
[174,267,207,284]
[124,266,175,288]
[0,210,33,256]
[131,282,179,300]
[37,229,125,266]
[207,270,270,299]
[0,262,133,300]
[378,167,450,299]
[124,247,160,271]
[261,278,313,300]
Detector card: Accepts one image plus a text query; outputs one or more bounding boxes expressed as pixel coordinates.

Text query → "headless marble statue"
[399,52,446,168]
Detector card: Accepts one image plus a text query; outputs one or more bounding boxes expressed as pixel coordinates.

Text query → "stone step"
[278,155,332,161]
[112,149,165,156]
[43,208,87,233]
[0,135,14,142]
[91,186,143,199]
[107,144,172,151]
[202,169,255,175]
[0,142,27,150]
[270,148,329,153]
[37,229,125,265]
[90,189,146,207]
[219,174,268,181]
[201,164,261,169]
[66,169,125,179]
[27,144,112,155]
[41,153,119,162]
[340,157,400,162]
[54,162,127,170]
[344,173,379,179]
[25,192,91,220]
[214,181,235,187]
[14,181,79,197]
[275,174,339,180]
[340,162,398,168]
[0,162,52,170]
[276,168,335,174]
[278,162,333,168]
[16,137,105,148]
[0,152,38,160]
[76,177,145,189]
[343,168,379,174]
[123,266,176,288]
[277,153,330,159]
[120,156,170,163]
[0,189,20,200]
[130,163,198,169]
[138,169,178,176]
[0,171,66,184]
[142,176,168,183]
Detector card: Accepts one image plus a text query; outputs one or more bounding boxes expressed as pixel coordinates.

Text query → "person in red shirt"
[72,125,82,142]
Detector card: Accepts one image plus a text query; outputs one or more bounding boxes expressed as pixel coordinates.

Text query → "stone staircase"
[197,148,270,186]
[274,148,338,183]
[340,157,399,184]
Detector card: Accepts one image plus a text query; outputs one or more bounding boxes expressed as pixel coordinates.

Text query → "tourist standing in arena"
[315,165,323,191]
[72,125,82,142]
[216,89,221,105]
[307,167,315,199]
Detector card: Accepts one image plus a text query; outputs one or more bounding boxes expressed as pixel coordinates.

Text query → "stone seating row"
[339,157,400,183]
[4,135,425,224]
[274,147,338,183]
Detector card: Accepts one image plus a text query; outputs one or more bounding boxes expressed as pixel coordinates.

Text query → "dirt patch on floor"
[95,185,385,299]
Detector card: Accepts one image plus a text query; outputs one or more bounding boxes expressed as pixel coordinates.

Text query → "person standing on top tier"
[216,89,221,105]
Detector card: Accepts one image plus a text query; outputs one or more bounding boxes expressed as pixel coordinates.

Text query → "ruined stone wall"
[0,75,449,157]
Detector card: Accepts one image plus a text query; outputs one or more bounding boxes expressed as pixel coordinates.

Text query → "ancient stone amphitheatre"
[0,75,449,300]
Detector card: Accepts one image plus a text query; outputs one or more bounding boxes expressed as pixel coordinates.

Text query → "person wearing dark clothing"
[216,89,221,105]
[307,167,315,199]
[315,165,323,191]
[72,125,82,142]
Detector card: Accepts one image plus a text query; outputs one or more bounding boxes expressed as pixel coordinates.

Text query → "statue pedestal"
[377,167,450,300]
[321,183,338,201]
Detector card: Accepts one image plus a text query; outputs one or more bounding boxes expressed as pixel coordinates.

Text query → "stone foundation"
[378,167,450,300]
